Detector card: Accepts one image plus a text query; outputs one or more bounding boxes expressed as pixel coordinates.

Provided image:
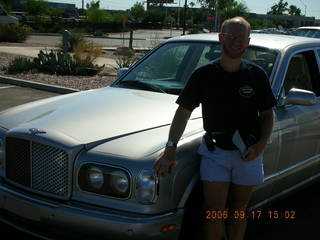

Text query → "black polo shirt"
[176,60,277,133]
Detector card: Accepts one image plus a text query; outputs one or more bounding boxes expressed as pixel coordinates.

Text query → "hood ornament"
[29,128,46,135]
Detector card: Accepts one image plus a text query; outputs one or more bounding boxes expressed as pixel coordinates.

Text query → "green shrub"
[68,32,87,52]
[34,50,103,76]
[0,24,32,42]
[4,50,104,76]
[114,54,138,70]
[4,57,35,74]
[188,27,201,35]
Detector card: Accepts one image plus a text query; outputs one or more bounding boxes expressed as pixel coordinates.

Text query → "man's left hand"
[243,141,266,162]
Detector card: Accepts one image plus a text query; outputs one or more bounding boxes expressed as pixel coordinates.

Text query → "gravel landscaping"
[0,51,118,91]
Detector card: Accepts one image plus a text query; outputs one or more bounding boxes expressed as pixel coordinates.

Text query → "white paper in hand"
[232,130,247,155]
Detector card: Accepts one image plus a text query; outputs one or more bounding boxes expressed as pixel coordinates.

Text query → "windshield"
[117,42,278,95]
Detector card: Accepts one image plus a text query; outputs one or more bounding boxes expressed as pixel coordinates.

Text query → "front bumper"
[0,181,184,240]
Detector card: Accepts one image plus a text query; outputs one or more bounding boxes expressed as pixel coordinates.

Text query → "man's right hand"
[153,147,177,177]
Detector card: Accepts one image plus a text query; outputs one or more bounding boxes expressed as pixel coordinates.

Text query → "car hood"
[0,86,201,145]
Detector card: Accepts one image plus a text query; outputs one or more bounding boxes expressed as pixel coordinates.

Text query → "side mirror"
[278,88,316,107]
[117,68,129,78]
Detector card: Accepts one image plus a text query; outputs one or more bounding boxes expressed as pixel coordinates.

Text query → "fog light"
[135,169,158,204]
[88,166,104,190]
[160,224,177,233]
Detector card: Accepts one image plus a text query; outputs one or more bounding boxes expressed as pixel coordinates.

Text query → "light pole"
[182,0,187,35]
[177,0,181,28]
[214,0,218,32]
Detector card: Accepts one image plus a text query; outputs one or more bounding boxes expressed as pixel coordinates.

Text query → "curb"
[31,33,148,40]
[102,47,151,52]
[0,75,79,94]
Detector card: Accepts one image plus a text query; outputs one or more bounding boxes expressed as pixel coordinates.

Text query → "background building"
[249,13,316,28]
[12,0,78,18]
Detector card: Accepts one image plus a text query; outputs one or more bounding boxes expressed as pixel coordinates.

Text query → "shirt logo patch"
[239,85,255,98]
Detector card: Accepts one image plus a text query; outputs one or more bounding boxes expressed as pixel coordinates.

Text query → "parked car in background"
[293,26,320,39]
[0,33,320,240]
[10,11,26,22]
[0,5,18,25]
[252,27,286,35]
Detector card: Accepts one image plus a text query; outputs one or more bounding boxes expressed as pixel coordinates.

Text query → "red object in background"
[208,16,214,22]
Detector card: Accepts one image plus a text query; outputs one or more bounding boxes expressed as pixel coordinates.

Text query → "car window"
[243,47,277,76]
[118,42,278,94]
[283,51,320,96]
[196,44,222,68]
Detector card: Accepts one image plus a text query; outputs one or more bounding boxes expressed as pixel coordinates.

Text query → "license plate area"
[3,195,40,221]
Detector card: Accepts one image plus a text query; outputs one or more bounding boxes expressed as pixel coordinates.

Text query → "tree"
[26,0,49,17]
[144,8,165,23]
[113,13,128,24]
[288,5,301,16]
[267,0,288,15]
[129,2,145,22]
[189,2,195,8]
[85,0,112,23]
[48,7,64,22]
[86,0,100,10]
[86,8,112,23]
[197,0,249,20]
[219,1,249,23]
[0,0,18,11]
[193,7,209,24]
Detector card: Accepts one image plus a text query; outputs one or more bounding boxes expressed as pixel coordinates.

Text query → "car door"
[272,49,320,197]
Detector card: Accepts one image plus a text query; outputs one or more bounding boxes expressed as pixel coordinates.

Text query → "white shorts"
[198,138,264,186]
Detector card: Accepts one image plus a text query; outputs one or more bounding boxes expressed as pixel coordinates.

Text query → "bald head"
[221,17,251,36]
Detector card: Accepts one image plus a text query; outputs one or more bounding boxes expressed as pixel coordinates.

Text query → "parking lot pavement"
[0,83,60,112]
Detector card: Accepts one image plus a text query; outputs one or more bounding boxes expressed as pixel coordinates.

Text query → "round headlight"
[110,170,129,194]
[88,167,104,190]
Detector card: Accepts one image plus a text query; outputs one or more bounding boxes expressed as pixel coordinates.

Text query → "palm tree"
[288,5,301,16]
[267,0,288,15]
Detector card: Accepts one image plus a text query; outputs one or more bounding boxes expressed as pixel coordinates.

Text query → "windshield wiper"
[118,80,167,93]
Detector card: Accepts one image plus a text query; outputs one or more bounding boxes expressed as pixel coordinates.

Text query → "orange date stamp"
[205,210,296,220]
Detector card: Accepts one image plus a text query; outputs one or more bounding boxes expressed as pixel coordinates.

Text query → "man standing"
[153,16,276,240]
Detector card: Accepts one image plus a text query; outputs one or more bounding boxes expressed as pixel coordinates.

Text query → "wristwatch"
[166,140,177,148]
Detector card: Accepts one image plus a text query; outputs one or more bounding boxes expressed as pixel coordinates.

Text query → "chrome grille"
[5,137,69,198]
[6,137,31,187]
[32,142,69,196]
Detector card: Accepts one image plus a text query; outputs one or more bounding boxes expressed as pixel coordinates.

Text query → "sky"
[50,0,320,19]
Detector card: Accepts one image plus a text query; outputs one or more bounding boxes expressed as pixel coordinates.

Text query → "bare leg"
[226,183,253,240]
[203,181,230,240]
